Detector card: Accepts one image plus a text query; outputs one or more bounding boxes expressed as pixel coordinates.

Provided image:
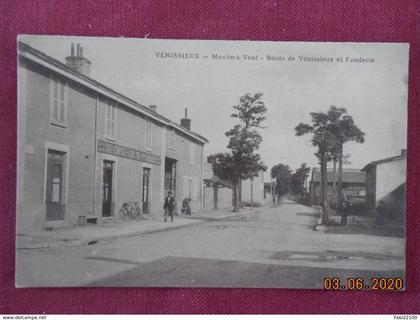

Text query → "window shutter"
[59,102,65,123]
[52,100,58,121]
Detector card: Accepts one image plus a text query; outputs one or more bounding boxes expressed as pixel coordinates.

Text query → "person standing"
[375,200,386,225]
[163,191,175,222]
[341,199,349,226]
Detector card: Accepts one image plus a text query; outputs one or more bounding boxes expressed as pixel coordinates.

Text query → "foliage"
[207,93,267,212]
[295,106,365,222]
[271,163,292,200]
[291,163,310,199]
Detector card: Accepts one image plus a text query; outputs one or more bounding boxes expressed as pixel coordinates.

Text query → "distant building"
[263,182,275,204]
[17,42,208,232]
[309,168,366,206]
[361,149,406,222]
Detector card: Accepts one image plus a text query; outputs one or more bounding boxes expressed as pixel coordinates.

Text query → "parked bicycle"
[118,201,143,220]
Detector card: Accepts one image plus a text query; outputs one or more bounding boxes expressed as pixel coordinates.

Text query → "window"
[145,119,152,151]
[189,142,195,165]
[169,129,176,150]
[50,76,68,126]
[105,103,116,140]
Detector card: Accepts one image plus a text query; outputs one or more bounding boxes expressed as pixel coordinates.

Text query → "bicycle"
[118,202,143,220]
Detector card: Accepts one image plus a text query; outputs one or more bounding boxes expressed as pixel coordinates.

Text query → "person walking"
[163,191,175,222]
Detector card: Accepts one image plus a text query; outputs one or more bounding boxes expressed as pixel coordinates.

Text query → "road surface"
[16,200,405,288]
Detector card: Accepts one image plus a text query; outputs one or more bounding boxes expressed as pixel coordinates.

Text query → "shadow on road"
[86,255,405,288]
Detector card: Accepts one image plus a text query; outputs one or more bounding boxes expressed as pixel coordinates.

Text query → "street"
[16,200,405,288]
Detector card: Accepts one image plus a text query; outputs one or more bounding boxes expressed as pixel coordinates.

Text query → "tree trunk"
[250,177,254,209]
[337,143,343,211]
[321,153,330,224]
[214,184,219,210]
[233,178,239,212]
[332,159,337,208]
[271,180,275,206]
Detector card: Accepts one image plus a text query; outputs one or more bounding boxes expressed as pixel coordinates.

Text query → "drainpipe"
[200,143,204,211]
[93,96,99,216]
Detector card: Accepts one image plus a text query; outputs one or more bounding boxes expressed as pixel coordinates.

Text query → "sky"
[20,35,409,180]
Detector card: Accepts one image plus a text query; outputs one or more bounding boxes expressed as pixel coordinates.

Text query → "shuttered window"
[169,129,176,150]
[145,119,153,151]
[50,76,68,126]
[105,103,116,140]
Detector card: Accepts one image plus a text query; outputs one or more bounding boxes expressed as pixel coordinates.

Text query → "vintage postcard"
[16,35,408,288]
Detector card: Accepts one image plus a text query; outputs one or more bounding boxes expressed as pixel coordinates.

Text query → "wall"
[166,128,204,212]
[365,167,376,208]
[375,158,406,202]
[203,185,232,211]
[310,182,365,206]
[241,171,264,204]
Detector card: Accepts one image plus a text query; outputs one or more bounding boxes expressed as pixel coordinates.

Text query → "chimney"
[401,149,407,157]
[180,108,191,130]
[65,43,92,76]
[149,105,157,112]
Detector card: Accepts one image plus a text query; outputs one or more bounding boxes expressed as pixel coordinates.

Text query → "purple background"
[0,0,419,314]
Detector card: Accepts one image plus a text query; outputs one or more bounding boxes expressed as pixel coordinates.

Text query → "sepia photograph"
[16,35,408,288]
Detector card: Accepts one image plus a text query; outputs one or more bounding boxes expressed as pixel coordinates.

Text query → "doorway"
[164,157,177,197]
[142,167,151,214]
[46,150,66,221]
[102,160,114,217]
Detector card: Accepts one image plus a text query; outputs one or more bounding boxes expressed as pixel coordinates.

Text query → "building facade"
[362,150,406,222]
[17,42,208,233]
[309,168,366,206]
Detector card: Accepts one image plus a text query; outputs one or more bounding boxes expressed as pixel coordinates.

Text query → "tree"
[271,163,292,201]
[295,106,365,223]
[291,163,311,202]
[295,112,335,223]
[208,93,267,212]
[327,107,365,211]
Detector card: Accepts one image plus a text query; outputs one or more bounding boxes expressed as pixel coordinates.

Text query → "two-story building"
[17,42,208,233]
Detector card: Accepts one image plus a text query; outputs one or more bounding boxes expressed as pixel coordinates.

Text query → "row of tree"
[206,94,365,221]
[295,106,365,223]
[270,163,310,203]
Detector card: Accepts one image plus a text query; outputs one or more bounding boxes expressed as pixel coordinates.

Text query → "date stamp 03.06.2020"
[323,277,404,291]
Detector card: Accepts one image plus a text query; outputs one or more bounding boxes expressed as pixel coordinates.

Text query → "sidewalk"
[17,207,255,250]
[182,206,258,221]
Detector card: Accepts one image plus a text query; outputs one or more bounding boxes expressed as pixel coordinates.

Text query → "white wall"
[375,158,406,201]
[241,171,264,204]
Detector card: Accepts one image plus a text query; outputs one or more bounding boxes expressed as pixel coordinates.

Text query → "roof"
[204,175,233,188]
[311,168,366,184]
[361,151,407,171]
[18,41,209,144]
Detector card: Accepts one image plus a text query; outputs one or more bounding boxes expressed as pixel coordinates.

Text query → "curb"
[17,219,203,250]
[182,211,252,221]
[18,210,258,250]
